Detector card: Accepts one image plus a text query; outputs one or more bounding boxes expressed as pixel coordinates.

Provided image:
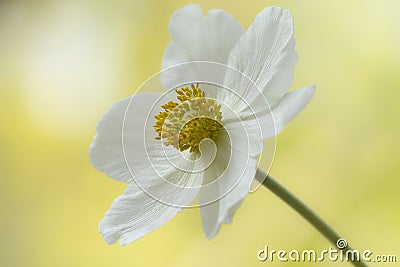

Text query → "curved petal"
[198,127,259,239]
[258,84,315,138]
[200,156,258,239]
[224,6,297,110]
[162,4,244,68]
[89,93,162,183]
[99,169,202,245]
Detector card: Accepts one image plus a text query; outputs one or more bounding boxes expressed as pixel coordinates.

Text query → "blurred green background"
[1,0,399,266]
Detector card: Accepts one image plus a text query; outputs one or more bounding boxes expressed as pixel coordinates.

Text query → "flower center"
[154,84,223,153]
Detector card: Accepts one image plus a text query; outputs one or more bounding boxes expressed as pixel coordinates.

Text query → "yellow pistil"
[154,84,223,153]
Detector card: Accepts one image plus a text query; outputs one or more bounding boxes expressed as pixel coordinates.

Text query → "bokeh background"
[1,0,399,266]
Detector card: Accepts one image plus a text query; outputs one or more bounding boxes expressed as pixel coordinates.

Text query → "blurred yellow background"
[1,0,399,266]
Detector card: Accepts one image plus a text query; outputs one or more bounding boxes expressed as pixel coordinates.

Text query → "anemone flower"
[90,5,315,245]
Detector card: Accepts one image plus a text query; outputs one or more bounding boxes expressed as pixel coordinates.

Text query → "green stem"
[255,168,368,267]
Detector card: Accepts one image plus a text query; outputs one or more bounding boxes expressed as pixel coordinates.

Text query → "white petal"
[99,170,202,245]
[198,129,259,239]
[258,84,315,138]
[224,6,297,110]
[89,93,161,183]
[162,4,244,68]
[223,121,263,157]
[200,156,258,239]
[161,5,244,89]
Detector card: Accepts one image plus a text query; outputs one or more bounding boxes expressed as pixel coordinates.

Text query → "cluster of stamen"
[154,84,223,153]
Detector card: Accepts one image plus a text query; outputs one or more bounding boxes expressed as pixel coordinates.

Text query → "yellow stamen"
[154,83,223,153]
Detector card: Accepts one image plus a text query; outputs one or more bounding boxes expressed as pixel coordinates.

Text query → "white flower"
[90,5,315,245]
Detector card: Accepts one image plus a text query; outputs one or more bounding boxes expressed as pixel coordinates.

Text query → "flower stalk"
[255,168,368,267]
